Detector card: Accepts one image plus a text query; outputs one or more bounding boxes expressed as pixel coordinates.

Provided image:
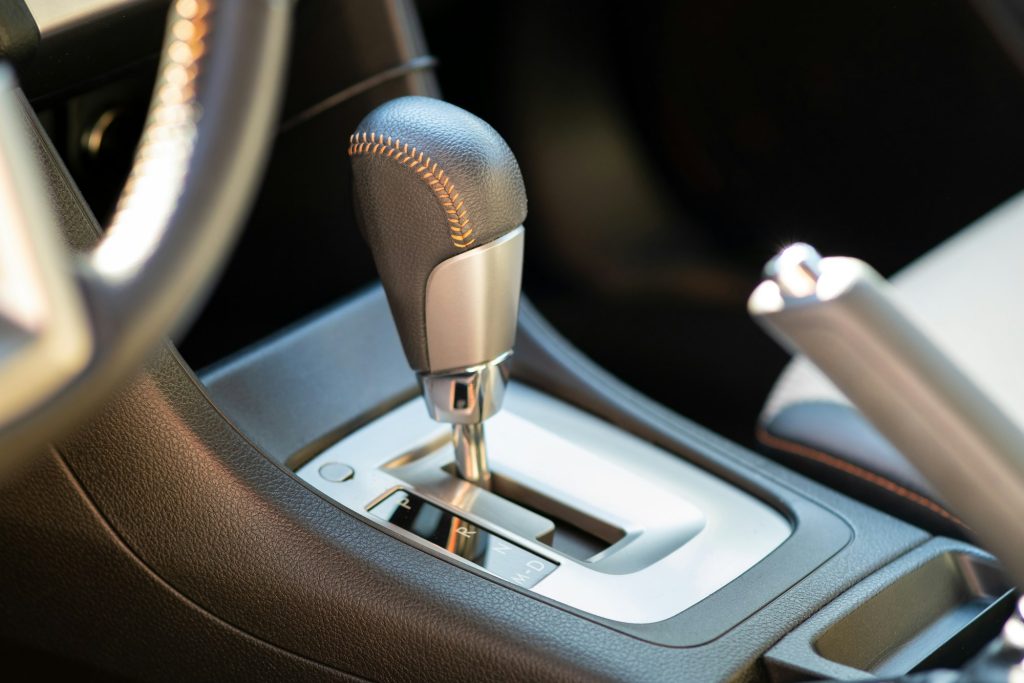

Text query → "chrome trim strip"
[424,226,523,372]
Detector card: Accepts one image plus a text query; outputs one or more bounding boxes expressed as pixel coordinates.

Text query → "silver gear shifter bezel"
[422,227,524,374]
[296,383,791,624]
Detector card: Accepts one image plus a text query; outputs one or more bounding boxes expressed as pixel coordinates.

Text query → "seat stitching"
[756,427,968,530]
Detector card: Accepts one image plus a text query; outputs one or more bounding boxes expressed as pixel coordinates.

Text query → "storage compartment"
[813,552,1013,676]
[765,541,1017,681]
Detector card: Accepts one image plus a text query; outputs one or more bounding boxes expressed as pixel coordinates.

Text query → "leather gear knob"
[348,96,527,373]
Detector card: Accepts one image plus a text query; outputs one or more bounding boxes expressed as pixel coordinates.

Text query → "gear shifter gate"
[297,383,791,624]
[370,489,558,589]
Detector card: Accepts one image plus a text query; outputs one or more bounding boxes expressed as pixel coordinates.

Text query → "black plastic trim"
[0,0,39,66]
[205,286,922,649]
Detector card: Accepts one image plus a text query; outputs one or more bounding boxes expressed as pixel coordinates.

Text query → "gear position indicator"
[369,490,557,589]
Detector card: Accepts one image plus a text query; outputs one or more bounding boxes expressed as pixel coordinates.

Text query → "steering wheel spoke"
[0,0,292,465]
[0,65,93,430]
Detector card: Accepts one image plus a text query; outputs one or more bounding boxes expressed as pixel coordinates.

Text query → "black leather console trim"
[201,286,420,469]
[759,402,970,540]
[0,284,931,680]
[0,447,363,681]
[201,287,857,647]
[57,344,658,682]
[200,286,930,652]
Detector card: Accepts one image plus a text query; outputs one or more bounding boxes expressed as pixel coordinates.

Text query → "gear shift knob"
[348,96,528,487]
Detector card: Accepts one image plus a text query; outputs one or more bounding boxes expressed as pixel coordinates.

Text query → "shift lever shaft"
[348,97,527,488]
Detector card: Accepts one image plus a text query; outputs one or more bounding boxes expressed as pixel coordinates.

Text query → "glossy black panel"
[370,490,557,589]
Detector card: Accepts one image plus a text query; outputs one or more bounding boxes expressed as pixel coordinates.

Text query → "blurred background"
[35,0,1024,447]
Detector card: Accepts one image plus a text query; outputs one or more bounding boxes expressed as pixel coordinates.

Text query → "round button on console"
[318,462,354,482]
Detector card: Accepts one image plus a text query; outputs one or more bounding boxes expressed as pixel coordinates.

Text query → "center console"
[197,279,1015,677]
[197,95,1017,667]
[3,3,1013,679]
[198,277,1009,676]
[297,382,792,624]
[208,96,883,649]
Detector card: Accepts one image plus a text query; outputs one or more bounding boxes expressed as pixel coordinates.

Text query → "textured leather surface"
[202,286,419,466]
[349,96,528,371]
[761,190,1024,537]
[203,285,855,648]
[0,449,359,682]
[3,62,937,679]
[43,321,929,682]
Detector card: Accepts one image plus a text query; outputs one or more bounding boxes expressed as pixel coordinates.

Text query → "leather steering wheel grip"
[348,96,528,372]
[0,0,292,462]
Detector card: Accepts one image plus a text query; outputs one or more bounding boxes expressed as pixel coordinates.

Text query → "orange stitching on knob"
[348,132,476,248]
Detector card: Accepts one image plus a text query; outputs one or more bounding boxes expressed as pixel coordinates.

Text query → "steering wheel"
[0,0,292,471]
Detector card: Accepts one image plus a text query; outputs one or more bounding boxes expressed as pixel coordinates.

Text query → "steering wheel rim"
[0,0,293,470]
